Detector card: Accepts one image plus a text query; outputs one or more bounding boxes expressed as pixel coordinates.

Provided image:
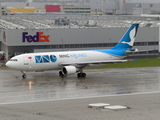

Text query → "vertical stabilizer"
[112,23,139,50]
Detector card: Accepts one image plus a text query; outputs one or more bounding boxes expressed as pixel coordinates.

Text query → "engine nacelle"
[62,66,78,75]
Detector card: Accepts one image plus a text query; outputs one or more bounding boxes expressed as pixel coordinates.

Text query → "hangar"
[0,14,159,60]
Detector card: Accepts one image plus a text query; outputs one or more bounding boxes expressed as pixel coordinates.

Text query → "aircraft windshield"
[10,59,18,61]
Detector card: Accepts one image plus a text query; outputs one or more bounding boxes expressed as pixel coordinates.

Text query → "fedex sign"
[22,32,50,42]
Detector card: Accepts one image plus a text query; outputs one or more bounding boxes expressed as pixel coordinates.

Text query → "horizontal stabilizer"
[126,49,155,55]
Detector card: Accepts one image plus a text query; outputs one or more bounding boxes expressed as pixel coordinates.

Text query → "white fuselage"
[6,50,123,71]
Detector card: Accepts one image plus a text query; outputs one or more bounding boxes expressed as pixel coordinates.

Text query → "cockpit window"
[10,59,18,61]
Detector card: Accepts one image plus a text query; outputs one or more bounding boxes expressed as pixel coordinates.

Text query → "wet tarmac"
[0,67,160,104]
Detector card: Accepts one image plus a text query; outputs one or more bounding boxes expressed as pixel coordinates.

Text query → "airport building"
[0,14,160,60]
[61,5,91,14]
[1,0,160,15]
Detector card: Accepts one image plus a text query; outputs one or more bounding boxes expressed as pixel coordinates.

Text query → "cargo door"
[24,56,29,65]
[23,55,32,69]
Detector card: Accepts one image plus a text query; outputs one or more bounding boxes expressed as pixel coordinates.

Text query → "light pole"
[103,0,107,15]
[61,39,64,51]
[153,37,156,54]
[96,2,98,15]
[113,0,116,15]
[109,38,111,48]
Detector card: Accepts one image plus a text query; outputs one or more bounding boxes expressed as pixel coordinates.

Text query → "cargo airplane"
[6,23,140,78]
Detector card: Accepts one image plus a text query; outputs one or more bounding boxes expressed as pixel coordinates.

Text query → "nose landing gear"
[22,74,26,78]
[21,71,26,78]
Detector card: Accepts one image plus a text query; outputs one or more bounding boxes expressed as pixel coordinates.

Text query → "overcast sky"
[125,0,160,3]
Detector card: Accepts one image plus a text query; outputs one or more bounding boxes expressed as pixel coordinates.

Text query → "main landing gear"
[59,71,65,77]
[59,70,86,78]
[77,72,86,78]
[21,71,26,78]
[77,69,86,78]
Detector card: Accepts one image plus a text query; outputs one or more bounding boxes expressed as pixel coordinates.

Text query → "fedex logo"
[22,32,50,42]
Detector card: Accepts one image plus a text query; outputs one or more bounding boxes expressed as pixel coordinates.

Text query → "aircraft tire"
[59,71,64,77]
[77,73,86,78]
[22,74,26,78]
[82,73,86,78]
[77,73,81,78]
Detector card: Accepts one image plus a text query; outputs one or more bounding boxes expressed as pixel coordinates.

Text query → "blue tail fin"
[112,23,139,50]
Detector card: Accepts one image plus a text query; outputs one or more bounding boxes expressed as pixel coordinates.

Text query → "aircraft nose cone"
[5,61,10,67]
[5,61,12,68]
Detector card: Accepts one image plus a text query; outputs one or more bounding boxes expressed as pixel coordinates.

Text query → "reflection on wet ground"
[0,67,160,104]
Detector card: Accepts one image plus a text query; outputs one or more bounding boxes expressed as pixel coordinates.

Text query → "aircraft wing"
[59,60,128,66]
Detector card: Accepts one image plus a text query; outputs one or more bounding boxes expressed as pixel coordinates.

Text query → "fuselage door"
[24,56,29,65]
[23,55,32,69]
[24,55,33,69]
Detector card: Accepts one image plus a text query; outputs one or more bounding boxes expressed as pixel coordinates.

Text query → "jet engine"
[62,66,78,75]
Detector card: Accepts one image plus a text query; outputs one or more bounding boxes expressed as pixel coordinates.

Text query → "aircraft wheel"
[77,73,86,78]
[22,74,26,78]
[77,73,81,78]
[82,73,86,78]
[59,71,64,77]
